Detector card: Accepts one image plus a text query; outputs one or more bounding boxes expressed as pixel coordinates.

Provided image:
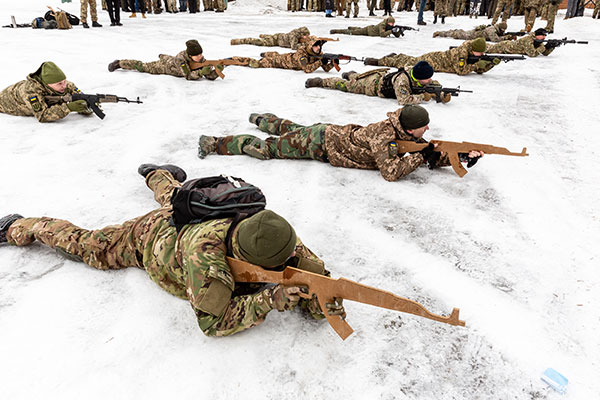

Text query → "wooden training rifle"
[188,59,247,79]
[227,257,465,340]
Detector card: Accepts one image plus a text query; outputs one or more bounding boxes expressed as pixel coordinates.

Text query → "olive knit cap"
[471,37,487,52]
[385,16,395,24]
[186,39,203,56]
[237,210,297,268]
[400,105,430,130]
[40,62,66,84]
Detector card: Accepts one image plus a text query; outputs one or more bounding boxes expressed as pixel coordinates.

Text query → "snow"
[1,1,599,399]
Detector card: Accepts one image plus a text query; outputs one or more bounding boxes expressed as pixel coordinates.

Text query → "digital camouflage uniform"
[231,27,311,50]
[346,0,359,17]
[119,50,222,80]
[0,65,82,123]
[80,0,99,23]
[434,0,449,18]
[330,17,400,37]
[486,34,554,57]
[5,170,328,336]
[233,43,335,74]
[377,40,497,75]
[433,24,512,42]
[212,109,451,182]
[319,67,439,105]
[491,0,514,23]
[544,0,559,31]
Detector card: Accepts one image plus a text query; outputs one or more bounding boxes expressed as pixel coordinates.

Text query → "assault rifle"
[543,37,588,47]
[188,58,247,79]
[385,24,419,36]
[2,16,30,28]
[413,85,473,103]
[317,53,366,71]
[45,93,142,120]
[467,54,526,63]
[395,140,528,177]
[226,257,465,340]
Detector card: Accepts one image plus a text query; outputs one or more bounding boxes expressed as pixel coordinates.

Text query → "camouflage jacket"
[477,24,511,42]
[383,67,441,104]
[0,67,78,122]
[486,34,554,57]
[277,26,311,49]
[323,108,450,181]
[161,50,221,80]
[262,46,335,73]
[420,40,496,75]
[139,211,325,336]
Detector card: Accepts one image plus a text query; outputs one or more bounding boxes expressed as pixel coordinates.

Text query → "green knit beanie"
[400,105,430,130]
[471,37,487,53]
[40,62,66,84]
[186,40,203,56]
[237,210,297,267]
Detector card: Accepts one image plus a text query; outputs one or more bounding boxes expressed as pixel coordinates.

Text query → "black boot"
[441,16,445,23]
[342,71,357,80]
[108,60,121,72]
[0,214,23,244]
[364,57,380,66]
[433,15,437,23]
[138,164,187,182]
[305,77,323,88]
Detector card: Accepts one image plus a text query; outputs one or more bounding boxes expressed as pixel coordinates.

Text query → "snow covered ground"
[1,1,599,399]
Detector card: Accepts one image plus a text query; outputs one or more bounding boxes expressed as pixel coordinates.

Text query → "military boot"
[138,164,187,182]
[242,140,271,160]
[230,39,243,45]
[305,77,323,88]
[441,16,445,23]
[0,214,23,244]
[341,71,357,80]
[108,60,121,72]
[198,136,217,159]
[433,15,438,23]
[249,113,278,126]
[364,57,380,66]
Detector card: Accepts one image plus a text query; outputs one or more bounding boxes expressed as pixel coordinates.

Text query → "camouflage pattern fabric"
[486,34,554,57]
[231,27,310,50]
[594,0,600,18]
[491,0,514,23]
[215,0,226,11]
[433,24,511,42]
[333,17,397,37]
[434,0,449,16]
[346,0,359,17]
[544,1,559,31]
[120,50,220,80]
[6,169,326,336]
[523,0,542,30]
[215,116,329,162]
[80,0,98,23]
[320,67,435,105]
[378,40,497,75]
[203,0,215,10]
[0,67,80,122]
[235,45,335,73]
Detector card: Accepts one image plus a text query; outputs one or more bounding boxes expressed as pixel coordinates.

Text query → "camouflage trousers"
[434,0,449,16]
[491,0,513,23]
[203,0,214,10]
[346,0,359,16]
[434,29,483,39]
[322,70,385,97]
[120,57,183,77]
[379,54,418,68]
[231,35,278,47]
[524,5,538,30]
[215,116,329,162]
[81,0,99,23]
[545,3,558,30]
[6,170,179,272]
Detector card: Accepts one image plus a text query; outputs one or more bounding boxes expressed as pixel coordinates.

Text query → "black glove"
[544,40,560,49]
[321,57,330,65]
[459,153,480,168]
[420,143,441,169]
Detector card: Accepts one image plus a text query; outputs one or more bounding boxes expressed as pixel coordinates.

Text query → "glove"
[459,153,480,168]
[420,143,442,169]
[321,57,330,65]
[475,59,490,69]
[269,285,301,311]
[325,297,346,318]
[441,92,452,103]
[66,100,88,113]
[302,294,346,319]
[492,57,501,65]
[422,92,434,101]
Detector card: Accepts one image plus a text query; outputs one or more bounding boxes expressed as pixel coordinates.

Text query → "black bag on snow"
[170,175,266,232]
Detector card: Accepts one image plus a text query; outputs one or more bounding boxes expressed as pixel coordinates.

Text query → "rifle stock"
[396,140,528,177]
[188,59,247,78]
[227,257,465,340]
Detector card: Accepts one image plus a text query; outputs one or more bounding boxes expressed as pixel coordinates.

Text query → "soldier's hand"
[441,92,452,103]
[492,57,501,65]
[422,92,434,101]
[325,297,346,319]
[321,57,330,66]
[420,143,442,169]
[269,285,303,311]
[475,59,490,69]
[459,151,484,168]
[66,100,89,113]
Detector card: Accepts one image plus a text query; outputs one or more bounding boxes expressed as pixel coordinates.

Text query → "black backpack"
[170,175,266,232]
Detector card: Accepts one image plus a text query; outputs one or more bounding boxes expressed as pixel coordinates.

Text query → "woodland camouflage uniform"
[207,109,452,182]
[119,50,222,80]
[330,16,400,37]
[377,39,497,75]
[486,34,555,57]
[232,41,335,73]
[318,67,442,105]
[0,64,82,123]
[433,23,511,42]
[4,169,328,336]
[80,0,99,24]
[230,27,311,50]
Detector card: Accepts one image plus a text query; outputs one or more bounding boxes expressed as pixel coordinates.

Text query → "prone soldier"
[329,16,402,37]
[107,39,224,80]
[304,61,455,105]
[486,28,556,57]
[230,27,311,50]
[432,22,513,42]
[0,62,92,123]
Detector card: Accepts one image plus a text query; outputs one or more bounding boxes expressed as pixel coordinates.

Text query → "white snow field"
[1,1,599,399]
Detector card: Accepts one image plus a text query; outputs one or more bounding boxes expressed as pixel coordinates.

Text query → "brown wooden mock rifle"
[188,59,247,79]
[227,257,465,340]
[300,36,340,43]
[396,140,529,178]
